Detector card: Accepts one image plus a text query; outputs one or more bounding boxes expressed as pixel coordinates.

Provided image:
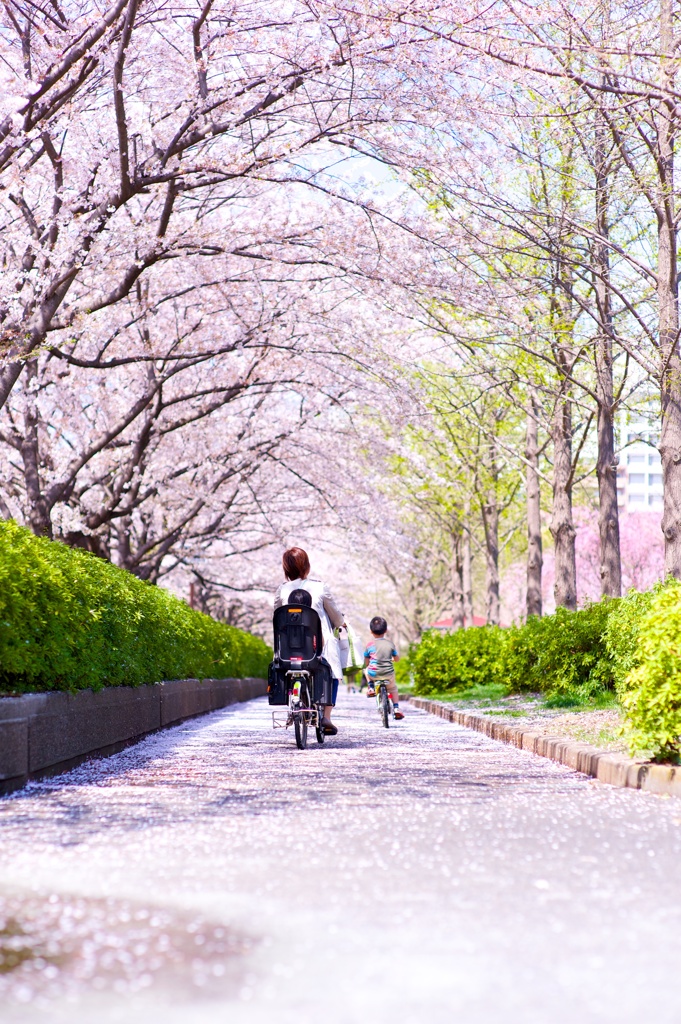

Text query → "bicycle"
[269,598,333,751]
[375,679,394,729]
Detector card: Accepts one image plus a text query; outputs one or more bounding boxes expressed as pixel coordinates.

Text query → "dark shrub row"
[0,521,271,692]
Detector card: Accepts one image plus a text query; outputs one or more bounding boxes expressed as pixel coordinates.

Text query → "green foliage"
[393,650,414,691]
[615,581,681,762]
[413,601,615,703]
[0,520,271,693]
[411,625,506,695]
[505,603,616,701]
[603,583,662,692]
[413,582,681,761]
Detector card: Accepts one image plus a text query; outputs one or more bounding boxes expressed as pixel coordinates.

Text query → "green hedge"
[412,625,506,695]
[411,583,681,762]
[503,603,615,702]
[605,581,681,762]
[412,602,615,703]
[0,520,271,693]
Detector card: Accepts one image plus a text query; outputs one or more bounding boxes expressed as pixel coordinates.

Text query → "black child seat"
[268,593,333,706]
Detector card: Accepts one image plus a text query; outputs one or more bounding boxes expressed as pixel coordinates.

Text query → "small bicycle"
[375,679,394,729]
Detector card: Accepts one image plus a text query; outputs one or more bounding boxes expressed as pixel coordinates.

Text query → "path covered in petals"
[1,694,680,1023]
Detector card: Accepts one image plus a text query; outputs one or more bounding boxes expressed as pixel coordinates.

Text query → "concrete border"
[409,697,681,798]
[0,677,266,796]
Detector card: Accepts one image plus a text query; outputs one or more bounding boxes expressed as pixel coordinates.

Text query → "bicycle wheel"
[380,686,390,729]
[294,710,308,749]
[294,683,309,749]
[315,709,325,745]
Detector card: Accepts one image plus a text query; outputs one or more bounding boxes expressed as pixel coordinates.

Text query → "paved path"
[1,693,680,1023]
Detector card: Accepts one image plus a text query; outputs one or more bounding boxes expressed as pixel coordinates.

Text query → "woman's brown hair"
[282,547,310,581]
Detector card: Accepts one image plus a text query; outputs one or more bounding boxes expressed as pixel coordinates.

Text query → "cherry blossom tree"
[1,0,473,409]
[0,235,374,567]
[7,0,679,629]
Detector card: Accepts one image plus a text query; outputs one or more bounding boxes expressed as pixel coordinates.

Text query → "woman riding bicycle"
[274,547,345,736]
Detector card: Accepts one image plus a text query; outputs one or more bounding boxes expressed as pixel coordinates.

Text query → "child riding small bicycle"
[363,616,404,720]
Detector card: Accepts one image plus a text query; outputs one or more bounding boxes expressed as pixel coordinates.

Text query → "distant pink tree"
[502,510,665,621]
[572,510,665,603]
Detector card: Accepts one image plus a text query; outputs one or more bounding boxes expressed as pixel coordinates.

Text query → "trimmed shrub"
[504,603,615,702]
[413,601,615,703]
[603,583,661,692]
[614,581,681,761]
[0,520,271,692]
[411,625,506,695]
[411,578,681,761]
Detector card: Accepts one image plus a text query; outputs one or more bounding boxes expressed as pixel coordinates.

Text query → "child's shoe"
[394,706,404,720]
[366,687,376,698]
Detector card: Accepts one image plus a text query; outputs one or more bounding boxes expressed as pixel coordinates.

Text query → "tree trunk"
[451,526,465,630]
[593,99,622,598]
[462,514,474,626]
[482,497,500,624]
[525,396,543,617]
[550,388,577,609]
[596,393,621,597]
[20,359,52,538]
[658,0,681,577]
[63,531,111,559]
[115,517,133,569]
[481,453,500,624]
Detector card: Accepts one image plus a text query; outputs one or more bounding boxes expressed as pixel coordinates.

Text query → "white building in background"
[616,412,663,512]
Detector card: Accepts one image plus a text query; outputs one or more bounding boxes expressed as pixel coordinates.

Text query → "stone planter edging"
[0,677,266,796]
[408,697,681,798]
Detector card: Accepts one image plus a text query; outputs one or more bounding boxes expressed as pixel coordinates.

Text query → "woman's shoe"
[322,719,338,735]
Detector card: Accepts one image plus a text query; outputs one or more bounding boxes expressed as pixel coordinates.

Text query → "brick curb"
[408,697,681,798]
[0,677,266,796]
